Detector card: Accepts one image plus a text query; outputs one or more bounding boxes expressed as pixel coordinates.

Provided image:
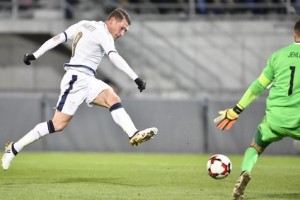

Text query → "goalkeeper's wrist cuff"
[233,104,244,115]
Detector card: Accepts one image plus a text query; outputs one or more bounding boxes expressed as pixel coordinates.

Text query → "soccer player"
[214,17,300,200]
[1,8,158,170]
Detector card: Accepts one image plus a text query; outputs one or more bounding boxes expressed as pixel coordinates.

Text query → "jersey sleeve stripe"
[108,50,117,56]
[63,31,67,42]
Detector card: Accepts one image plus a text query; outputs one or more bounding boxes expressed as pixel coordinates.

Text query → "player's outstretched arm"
[23,33,66,65]
[109,52,146,92]
[214,105,243,131]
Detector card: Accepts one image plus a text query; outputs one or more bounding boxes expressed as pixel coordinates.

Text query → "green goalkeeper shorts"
[255,116,300,148]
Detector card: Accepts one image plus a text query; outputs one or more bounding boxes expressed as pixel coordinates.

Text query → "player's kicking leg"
[109,101,158,146]
[232,171,251,200]
[129,127,158,146]
[1,142,17,170]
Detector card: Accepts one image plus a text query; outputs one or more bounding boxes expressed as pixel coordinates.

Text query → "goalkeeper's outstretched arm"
[214,73,271,131]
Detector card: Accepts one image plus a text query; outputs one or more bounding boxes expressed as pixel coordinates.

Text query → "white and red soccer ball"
[207,154,232,179]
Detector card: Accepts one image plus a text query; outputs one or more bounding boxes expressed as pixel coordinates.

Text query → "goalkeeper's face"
[107,17,129,40]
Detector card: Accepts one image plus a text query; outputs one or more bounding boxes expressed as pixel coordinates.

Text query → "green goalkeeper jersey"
[263,43,300,128]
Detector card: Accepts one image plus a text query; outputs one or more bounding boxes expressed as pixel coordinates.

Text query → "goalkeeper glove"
[23,53,36,65]
[214,105,243,131]
[134,77,146,92]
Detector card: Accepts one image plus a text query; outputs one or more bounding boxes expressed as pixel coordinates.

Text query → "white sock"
[110,105,138,138]
[14,121,54,152]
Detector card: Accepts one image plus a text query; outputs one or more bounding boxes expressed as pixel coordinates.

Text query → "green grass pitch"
[0,153,299,200]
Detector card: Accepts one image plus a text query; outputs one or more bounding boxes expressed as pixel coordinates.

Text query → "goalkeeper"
[214,17,300,200]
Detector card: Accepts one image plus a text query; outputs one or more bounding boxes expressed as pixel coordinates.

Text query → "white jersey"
[33,20,138,80]
[64,20,116,75]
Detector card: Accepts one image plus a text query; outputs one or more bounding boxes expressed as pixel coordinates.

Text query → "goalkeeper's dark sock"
[241,147,259,173]
[14,121,55,152]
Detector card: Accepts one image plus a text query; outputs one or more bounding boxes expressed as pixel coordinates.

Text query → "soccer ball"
[207,154,232,179]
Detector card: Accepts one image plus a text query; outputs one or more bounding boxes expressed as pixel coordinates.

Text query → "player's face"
[108,17,129,40]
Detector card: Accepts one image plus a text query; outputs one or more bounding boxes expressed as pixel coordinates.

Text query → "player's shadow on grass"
[252,193,300,199]
[54,177,138,186]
